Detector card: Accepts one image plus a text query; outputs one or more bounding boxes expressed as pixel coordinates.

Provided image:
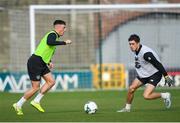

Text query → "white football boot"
[117,108,130,112]
[163,92,171,109]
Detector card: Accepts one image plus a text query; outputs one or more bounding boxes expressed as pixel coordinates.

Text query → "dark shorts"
[27,54,50,81]
[137,71,162,87]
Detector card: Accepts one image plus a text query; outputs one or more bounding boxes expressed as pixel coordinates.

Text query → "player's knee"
[129,86,135,93]
[32,86,40,92]
[143,93,150,100]
[49,79,55,86]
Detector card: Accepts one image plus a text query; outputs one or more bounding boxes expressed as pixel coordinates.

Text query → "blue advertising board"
[0,71,92,92]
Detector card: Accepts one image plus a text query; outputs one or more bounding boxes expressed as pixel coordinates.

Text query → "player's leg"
[126,78,143,104]
[145,72,171,108]
[32,72,55,104]
[13,81,40,115]
[117,78,143,112]
[40,72,55,94]
[143,83,161,100]
[143,84,171,108]
[24,81,40,99]
[31,72,55,112]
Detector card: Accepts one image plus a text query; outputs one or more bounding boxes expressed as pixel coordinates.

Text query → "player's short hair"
[53,20,66,26]
[128,34,140,43]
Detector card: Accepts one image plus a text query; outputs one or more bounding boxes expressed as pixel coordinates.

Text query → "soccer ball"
[84,101,98,114]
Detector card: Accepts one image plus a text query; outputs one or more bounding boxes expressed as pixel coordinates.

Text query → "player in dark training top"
[13,20,72,115]
[117,34,174,112]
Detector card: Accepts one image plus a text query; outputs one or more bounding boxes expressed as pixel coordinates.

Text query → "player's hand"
[164,76,174,87]
[48,62,54,69]
[64,40,72,44]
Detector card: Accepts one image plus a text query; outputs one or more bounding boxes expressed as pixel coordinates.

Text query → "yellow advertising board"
[91,64,126,89]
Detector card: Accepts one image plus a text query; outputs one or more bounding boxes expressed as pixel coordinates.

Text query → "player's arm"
[144,52,167,76]
[144,52,174,86]
[47,60,53,69]
[47,33,71,45]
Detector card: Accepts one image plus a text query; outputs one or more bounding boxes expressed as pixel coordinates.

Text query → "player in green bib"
[13,20,72,115]
[34,30,63,64]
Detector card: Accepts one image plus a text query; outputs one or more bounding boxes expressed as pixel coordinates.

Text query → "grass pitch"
[0,88,180,122]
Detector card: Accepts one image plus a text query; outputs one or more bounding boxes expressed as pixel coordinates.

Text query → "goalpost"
[29,3,180,55]
[28,4,180,89]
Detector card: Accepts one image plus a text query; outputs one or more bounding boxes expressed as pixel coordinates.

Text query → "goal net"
[29,4,180,88]
[1,4,180,92]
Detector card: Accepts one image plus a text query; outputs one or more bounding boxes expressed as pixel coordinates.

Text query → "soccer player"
[117,34,174,112]
[13,20,72,115]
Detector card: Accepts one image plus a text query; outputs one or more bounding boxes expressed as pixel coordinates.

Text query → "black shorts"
[27,54,50,81]
[137,71,162,87]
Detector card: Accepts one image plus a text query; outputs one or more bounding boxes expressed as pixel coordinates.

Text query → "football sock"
[125,103,131,110]
[161,92,168,99]
[17,97,26,108]
[33,93,44,103]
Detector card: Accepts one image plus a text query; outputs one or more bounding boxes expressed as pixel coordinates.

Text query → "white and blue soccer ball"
[84,101,98,114]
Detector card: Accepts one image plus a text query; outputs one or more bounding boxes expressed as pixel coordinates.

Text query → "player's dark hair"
[128,34,140,43]
[53,20,66,26]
